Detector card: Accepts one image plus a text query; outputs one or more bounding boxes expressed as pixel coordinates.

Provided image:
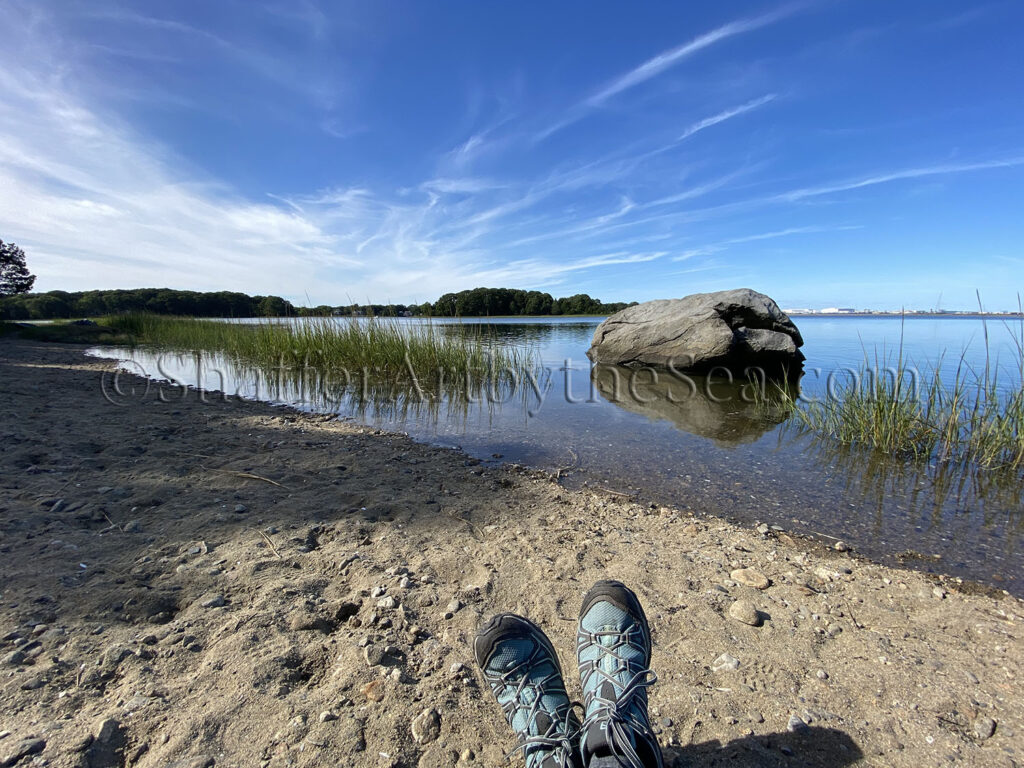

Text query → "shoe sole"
[474,613,564,675]
[578,580,652,660]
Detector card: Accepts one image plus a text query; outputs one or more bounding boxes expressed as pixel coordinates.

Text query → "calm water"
[89,315,1024,593]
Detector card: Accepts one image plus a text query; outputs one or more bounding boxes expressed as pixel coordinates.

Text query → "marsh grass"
[103,313,534,404]
[763,306,1024,473]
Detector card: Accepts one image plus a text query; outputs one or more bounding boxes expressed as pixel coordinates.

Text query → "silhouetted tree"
[0,239,36,296]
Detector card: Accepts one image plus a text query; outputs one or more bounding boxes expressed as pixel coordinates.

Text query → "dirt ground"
[0,338,1021,768]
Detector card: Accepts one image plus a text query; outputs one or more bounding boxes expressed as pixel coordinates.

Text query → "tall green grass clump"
[103,313,533,399]
[770,309,1024,473]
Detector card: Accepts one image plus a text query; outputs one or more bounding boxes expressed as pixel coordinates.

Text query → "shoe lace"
[579,626,658,768]
[495,650,581,768]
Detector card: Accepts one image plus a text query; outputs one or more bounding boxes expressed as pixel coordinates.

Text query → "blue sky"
[0,1,1022,310]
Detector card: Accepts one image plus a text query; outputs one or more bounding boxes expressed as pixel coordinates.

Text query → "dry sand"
[0,338,1021,768]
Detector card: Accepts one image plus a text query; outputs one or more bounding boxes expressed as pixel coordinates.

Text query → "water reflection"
[86,314,1024,594]
[784,422,1024,533]
[591,364,791,446]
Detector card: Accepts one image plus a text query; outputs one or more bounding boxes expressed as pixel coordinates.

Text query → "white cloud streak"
[678,94,778,141]
[781,158,1024,201]
[587,9,794,106]
[536,5,797,140]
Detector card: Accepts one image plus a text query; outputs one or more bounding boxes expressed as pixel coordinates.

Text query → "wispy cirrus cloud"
[587,9,795,107]
[670,225,858,261]
[780,157,1024,201]
[678,94,778,141]
[3,0,1023,309]
[537,5,799,141]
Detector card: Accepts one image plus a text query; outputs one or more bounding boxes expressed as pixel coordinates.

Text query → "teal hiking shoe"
[576,581,663,768]
[475,614,583,768]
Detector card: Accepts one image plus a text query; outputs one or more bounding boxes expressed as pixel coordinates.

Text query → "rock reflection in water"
[591,364,793,446]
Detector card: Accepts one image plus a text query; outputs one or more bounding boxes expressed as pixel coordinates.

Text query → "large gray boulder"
[587,289,804,374]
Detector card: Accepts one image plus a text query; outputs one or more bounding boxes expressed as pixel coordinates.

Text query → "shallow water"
[88,315,1024,594]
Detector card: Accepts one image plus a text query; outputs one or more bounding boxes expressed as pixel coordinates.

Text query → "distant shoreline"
[787,312,1024,319]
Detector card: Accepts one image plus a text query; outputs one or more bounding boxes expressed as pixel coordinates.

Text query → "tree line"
[1,286,635,320]
[429,287,634,316]
[0,289,297,320]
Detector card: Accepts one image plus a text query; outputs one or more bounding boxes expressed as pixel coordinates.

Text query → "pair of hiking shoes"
[474,580,663,768]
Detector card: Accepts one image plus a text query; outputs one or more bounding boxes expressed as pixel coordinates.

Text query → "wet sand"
[0,338,1021,767]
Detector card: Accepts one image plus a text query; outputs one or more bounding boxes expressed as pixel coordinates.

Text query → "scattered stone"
[20,676,46,690]
[787,714,809,733]
[815,669,829,680]
[363,645,385,666]
[102,644,133,670]
[711,653,740,672]
[973,716,996,740]
[319,711,338,724]
[755,524,770,535]
[371,586,386,598]
[833,541,850,552]
[730,568,770,590]
[361,679,385,702]
[444,599,462,617]
[123,694,151,713]
[814,566,839,582]
[460,747,475,762]
[0,737,45,767]
[2,649,26,666]
[411,708,442,745]
[200,595,226,609]
[728,600,761,627]
[233,504,248,514]
[932,587,947,599]
[377,596,398,610]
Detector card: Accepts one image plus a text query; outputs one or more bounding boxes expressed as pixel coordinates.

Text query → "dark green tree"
[0,239,36,296]
[258,295,293,317]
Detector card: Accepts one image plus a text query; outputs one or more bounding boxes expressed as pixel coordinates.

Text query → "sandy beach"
[0,337,1021,768]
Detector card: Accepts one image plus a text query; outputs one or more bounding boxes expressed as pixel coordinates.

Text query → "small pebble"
[730,568,770,590]
[728,599,761,627]
[411,708,442,745]
[973,716,996,740]
[711,653,740,672]
[363,645,385,666]
[319,711,338,723]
